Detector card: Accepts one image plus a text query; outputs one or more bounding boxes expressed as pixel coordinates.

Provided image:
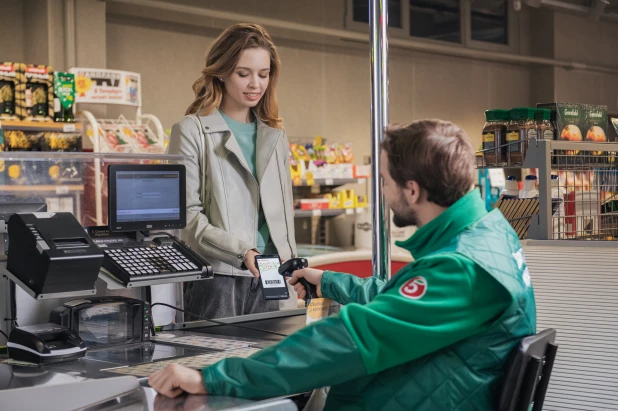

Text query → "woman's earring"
[219,78,224,82]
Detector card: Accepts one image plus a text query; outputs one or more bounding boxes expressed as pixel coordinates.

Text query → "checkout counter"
[0,161,312,410]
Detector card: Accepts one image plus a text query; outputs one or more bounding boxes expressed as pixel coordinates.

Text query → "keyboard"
[101,241,212,285]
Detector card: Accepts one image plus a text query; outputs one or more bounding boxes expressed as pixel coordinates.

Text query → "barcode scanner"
[278,258,317,306]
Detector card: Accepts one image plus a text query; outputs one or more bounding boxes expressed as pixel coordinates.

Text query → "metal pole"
[370,0,390,281]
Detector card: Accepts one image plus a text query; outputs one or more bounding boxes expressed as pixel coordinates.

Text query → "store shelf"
[0,184,84,193]
[293,178,367,187]
[294,207,366,218]
[0,120,82,133]
[0,151,191,161]
[0,262,96,300]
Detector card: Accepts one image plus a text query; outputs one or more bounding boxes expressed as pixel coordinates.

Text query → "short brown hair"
[381,119,475,207]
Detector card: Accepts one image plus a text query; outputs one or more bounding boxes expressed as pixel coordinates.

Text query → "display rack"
[295,207,366,218]
[478,138,618,241]
[293,178,366,187]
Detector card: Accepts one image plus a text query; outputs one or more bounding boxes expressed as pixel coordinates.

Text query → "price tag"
[312,209,322,217]
[56,186,69,195]
[345,208,354,215]
[325,179,334,186]
[357,179,365,184]
[63,124,76,133]
[356,207,364,214]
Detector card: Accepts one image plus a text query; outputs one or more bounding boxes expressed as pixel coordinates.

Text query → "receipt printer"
[8,323,86,364]
[7,213,104,294]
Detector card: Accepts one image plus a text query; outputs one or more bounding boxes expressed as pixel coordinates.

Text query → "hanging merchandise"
[53,72,76,123]
[0,62,19,120]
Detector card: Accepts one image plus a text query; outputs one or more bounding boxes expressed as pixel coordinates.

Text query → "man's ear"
[404,180,423,205]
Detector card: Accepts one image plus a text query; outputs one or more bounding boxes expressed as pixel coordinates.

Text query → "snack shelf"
[295,207,366,218]
[293,178,367,187]
[0,120,82,133]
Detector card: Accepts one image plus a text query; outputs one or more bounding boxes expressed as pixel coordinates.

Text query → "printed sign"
[69,68,141,106]
[399,276,428,300]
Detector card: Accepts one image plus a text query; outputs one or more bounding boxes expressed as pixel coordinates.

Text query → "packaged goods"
[0,62,19,120]
[506,108,536,166]
[482,109,509,166]
[53,72,76,122]
[18,64,54,121]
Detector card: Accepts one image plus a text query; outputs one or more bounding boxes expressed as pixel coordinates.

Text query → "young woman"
[167,24,297,319]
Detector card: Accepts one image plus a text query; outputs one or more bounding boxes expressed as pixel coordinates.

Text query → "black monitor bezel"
[107,164,186,233]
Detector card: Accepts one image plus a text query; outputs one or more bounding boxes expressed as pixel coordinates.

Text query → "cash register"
[97,164,213,286]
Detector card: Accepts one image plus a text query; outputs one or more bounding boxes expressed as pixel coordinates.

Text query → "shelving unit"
[294,207,366,218]
[0,120,82,133]
[293,178,366,187]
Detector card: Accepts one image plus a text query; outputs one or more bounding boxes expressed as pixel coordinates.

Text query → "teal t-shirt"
[219,111,275,254]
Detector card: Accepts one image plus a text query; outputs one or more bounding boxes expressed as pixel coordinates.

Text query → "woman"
[167,24,297,319]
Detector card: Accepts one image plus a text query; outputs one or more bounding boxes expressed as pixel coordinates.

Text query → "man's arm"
[199,254,511,399]
[320,271,388,305]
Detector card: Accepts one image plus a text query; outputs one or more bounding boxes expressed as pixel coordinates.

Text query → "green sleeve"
[340,254,511,374]
[202,315,367,399]
[320,271,387,305]
[202,254,510,398]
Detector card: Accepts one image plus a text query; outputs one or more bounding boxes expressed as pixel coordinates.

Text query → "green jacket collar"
[395,189,487,260]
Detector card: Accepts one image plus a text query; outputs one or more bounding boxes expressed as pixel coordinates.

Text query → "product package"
[0,62,20,120]
[41,132,83,185]
[538,103,608,161]
[17,64,54,121]
[53,72,76,122]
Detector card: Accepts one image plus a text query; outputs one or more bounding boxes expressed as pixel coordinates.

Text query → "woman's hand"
[244,249,261,278]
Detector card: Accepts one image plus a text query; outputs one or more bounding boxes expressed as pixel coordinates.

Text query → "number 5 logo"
[399,276,428,299]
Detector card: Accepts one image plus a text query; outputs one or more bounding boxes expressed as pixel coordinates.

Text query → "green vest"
[326,210,537,410]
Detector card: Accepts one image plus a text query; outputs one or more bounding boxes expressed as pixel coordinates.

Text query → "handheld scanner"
[278,258,317,305]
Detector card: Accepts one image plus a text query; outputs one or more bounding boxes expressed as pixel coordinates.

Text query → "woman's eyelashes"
[236,72,269,79]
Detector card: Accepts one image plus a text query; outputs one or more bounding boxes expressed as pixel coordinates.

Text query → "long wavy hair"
[186,23,283,129]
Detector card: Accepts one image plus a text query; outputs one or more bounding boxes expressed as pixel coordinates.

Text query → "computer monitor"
[107,164,186,232]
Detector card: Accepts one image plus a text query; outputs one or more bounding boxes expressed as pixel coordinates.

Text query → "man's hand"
[289,268,324,299]
[148,363,207,398]
[244,249,260,278]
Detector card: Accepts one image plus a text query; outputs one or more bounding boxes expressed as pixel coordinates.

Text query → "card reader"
[7,323,87,365]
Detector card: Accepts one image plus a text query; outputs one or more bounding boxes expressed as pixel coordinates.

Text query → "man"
[149,119,537,410]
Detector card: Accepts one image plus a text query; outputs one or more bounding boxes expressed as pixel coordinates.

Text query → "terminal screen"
[115,170,181,223]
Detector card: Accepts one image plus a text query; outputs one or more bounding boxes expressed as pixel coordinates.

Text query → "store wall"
[106,0,534,158]
[0,0,26,62]
[553,11,618,111]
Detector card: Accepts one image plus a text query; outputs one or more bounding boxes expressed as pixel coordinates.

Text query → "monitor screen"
[107,164,186,232]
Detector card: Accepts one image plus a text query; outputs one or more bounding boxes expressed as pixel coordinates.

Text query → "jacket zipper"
[200,237,244,260]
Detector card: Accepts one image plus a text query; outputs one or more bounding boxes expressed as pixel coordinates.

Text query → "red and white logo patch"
[399,276,428,299]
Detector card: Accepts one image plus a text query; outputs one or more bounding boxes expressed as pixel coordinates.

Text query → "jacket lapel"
[198,111,252,175]
[256,121,281,183]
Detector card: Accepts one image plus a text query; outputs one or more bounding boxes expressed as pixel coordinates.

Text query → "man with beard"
[149,120,537,411]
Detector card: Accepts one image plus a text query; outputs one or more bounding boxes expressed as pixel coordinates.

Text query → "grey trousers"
[183,274,279,320]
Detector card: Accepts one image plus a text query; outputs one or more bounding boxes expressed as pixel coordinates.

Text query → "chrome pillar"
[369,0,390,280]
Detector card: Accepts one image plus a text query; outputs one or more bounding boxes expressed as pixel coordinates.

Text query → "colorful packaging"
[0,62,19,120]
[17,64,54,121]
[53,72,76,122]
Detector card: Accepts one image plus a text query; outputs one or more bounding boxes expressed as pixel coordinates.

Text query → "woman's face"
[222,48,271,111]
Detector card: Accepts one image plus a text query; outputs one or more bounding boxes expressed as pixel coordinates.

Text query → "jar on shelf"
[535,108,554,140]
[482,109,509,166]
[506,107,536,166]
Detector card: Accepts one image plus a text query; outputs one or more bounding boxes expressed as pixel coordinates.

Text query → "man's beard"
[391,194,418,228]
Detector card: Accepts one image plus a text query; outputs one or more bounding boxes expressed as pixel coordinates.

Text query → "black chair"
[497,328,559,411]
